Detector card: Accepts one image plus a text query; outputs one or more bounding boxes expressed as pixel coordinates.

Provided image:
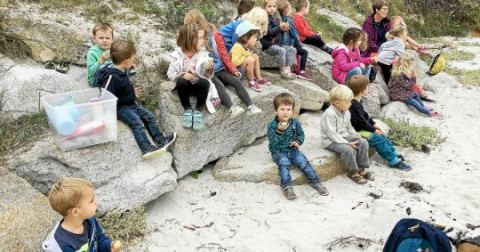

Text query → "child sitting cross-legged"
[42,178,120,252]
[268,93,329,199]
[320,85,373,184]
[348,75,412,170]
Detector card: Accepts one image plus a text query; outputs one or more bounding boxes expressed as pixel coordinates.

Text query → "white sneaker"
[247,104,262,115]
[229,105,245,117]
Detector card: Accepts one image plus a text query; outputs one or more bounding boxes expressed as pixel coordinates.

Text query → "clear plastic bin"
[41,88,118,151]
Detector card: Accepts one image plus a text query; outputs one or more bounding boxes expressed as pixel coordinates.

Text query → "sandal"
[349,173,367,184]
[192,110,204,130]
[182,109,193,128]
[359,169,375,181]
[44,61,55,69]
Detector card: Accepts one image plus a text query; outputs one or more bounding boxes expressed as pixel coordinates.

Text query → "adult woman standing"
[362,0,391,57]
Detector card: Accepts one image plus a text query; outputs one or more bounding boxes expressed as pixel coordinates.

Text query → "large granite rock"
[318,8,361,30]
[213,112,348,184]
[157,81,299,178]
[7,123,177,214]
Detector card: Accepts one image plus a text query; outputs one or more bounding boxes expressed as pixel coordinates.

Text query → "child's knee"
[246,55,255,64]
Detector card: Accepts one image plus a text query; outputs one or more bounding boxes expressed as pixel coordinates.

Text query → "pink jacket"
[331,44,373,84]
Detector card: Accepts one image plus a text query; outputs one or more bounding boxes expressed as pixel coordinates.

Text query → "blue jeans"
[364,132,399,165]
[346,65,372,82]
[117,104,163,153]
[405,92,430,115]
[271,149,320,188]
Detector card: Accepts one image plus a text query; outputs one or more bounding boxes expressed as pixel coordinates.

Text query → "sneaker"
[257,78,271,86]
[229,105,245,117]
[245,80,262,92]
[428,111,442,118]
[291,66,300,75]
[55,61,70,74]
[312,183,329,196]
[157,132,177,149]
[44,61,55,69]
[281,71,297,80]
[142,145,166,160]
[390,161,412,171]
[192,110,204,130]
[297,71,313,81]
[283,186,296,200]
[397,154,406,162]
[182,109,193,128]
[247,104,262,115]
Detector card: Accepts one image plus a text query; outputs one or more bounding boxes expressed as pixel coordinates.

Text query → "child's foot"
[423,105,434,111]
[192,110,204,130]
[256,78,271,86]
[390,161,412,171]
[142,145,166,160]
[359,169,375,181]
[283,186,296,200]
[281,71,297,80]
[397,154,406,162]
[182,109,193,128]
[297,71,313,81]
[428,111,442,118]
[229,105,245,117]
[245,80,262,92]
[157,132,177,150]
[420,96,436,103]
[247,104,262,115]
[349,173,367,184]
[312,183,329,196]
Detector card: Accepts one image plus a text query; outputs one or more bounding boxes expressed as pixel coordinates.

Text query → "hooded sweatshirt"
[377,37,405,65]
[331,44,372,84]
[96,66,136,107]
[86,45,113,86]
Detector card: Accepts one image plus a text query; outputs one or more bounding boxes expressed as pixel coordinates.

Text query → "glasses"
[381,7,389,11]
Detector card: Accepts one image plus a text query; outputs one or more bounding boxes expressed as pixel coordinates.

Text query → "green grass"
[306,11,344,42]
[383,118,445,151]
[99,205,147,245]
[446,49,475,61]
[444,66,480,86]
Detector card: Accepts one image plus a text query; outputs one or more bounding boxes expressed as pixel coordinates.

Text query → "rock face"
[157,81,300,178]
[7,123,177,214]
[318,8,361,30]
[213,112,349,184]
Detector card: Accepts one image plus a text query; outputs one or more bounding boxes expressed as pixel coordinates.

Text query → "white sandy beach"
[129,38,480,251]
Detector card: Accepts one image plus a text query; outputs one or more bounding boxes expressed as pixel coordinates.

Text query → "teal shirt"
[86,45,112,86]
[267,117,305,154]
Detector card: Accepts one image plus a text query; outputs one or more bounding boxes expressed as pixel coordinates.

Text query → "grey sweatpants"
[211,70,253,109]
[325,135,369,174]
[265,45,297,67]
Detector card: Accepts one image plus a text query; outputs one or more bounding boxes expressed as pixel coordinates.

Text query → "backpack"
[427,53,446,75]
[383,218,452,252]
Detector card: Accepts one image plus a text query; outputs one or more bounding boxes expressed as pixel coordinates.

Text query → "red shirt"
[293,14,317,41]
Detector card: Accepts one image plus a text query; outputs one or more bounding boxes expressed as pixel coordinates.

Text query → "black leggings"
[294,45,308,71]
[211,70,253,109]
[175,77,210,110]
[378,62,392,84]
[303,35,326,49]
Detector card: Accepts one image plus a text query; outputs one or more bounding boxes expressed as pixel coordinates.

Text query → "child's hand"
[134,87,142,97]
[410,72,417,78]
[206,59,214,70]
[234,71,242,78]
[375,129,384,135]
[111,240,122,252]
[290,141,299,149]
[277,121,289,131]
[370,56,377,63]
[359,63,366,69]
[99,52,110,65]
[348,141,358,149]
[183,73,194,80]
[318,31,323,36]
[280,22,290,31]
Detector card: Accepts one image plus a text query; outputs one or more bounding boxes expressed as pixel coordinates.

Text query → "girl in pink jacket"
[332,28,377,84]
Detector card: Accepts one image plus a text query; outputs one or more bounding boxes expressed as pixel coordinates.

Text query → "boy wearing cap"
[230,21,270,92]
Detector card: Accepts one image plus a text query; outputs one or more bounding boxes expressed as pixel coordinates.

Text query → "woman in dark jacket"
[361,0,391,57]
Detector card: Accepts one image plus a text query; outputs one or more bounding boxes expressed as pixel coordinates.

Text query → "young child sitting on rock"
[42,178,120,252]
[268,93,329,200]
[96,40,176,160]
[87,23,113,86]
[388,54,442,118]
[320,85,373,184]
[347,75,412,170]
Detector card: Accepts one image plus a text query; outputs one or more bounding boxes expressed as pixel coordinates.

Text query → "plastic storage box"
[41,88,118,151]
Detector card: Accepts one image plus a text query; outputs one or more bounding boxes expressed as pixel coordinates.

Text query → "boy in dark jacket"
[268,93,329,199]
[96,40,175,160]
[348,75,411,170]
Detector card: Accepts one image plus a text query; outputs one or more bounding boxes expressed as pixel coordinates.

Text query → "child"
[42,178,120,252]
[87,23,113,86]
[96,40,176,160]
[348,75,412,170]
[236,0,255,20]
[268,93,329,199]
[320,85,372,184]
[377,25,408,84]
[332,28,376,84]
[277,0,312,81]
[293,0,333,54]
[167,23,214,130]
[184,9,262,117]
[388,54,442,118]
[390,16,427,54]
[230,21,269,92]
[261,0,297,79]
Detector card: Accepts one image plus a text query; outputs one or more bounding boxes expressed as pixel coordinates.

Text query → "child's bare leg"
[253,54,262,80]
[241,56,255,81]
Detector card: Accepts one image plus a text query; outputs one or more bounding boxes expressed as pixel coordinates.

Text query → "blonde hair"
[386,25,408,40]
[359,31,368,51]
[184,9,216,32]
[92,23,113,38]
[242,7,269,35]
[392,53,416,77]
[329,84,354,103]
[390,16,406,27]
[277,0,292,17]
[48,178,94,217]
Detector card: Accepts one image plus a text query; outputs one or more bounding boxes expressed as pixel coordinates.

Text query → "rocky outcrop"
[7,123,177,214]
[157,81,300,178]
[318,8,361,30]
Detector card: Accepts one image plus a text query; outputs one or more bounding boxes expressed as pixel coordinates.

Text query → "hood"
[332,44,349,58]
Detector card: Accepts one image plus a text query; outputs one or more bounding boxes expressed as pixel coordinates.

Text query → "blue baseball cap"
[235,21,260,38]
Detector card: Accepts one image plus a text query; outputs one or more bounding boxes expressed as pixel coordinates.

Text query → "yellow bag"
[427,53,446,75]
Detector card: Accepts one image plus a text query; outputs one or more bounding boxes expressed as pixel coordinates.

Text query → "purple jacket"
[388,73,416,101]
[331,44,372,84]
[362,14,391,56]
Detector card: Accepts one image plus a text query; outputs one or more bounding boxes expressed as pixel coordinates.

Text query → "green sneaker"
[192,110,204,130]
[55,61,70,74]
[181,109,193,128]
